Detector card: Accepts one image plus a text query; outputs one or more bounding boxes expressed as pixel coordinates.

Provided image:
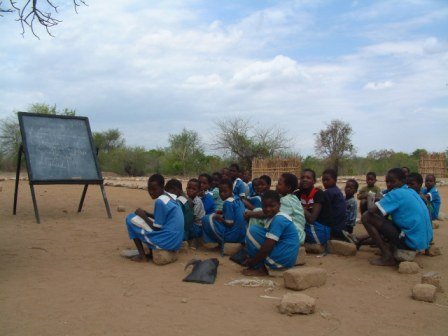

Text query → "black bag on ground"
[183,258,219,284]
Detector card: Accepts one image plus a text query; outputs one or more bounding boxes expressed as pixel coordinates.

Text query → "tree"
[0,103,76,169]
[314,119,355,174]
[93,129,125,153]
[162,128,204,175]
[214,117,290,170]
[0,0,87,38]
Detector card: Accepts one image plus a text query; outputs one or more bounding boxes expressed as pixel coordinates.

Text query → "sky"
[1,0,447,157]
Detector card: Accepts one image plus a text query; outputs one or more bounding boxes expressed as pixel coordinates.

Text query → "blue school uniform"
[233,178,247,199]
[421,186,441,220]
[245,212,299,269]
[376,185,433,250]
[125,192,184,250]
[201,196,246,244]
[247,181,256,197]
[201,191,216,215]
[248,194,262,209]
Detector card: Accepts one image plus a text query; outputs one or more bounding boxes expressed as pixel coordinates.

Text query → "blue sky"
[1,0,447,156]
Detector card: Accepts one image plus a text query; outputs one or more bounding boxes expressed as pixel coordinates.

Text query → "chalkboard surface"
[18,113,102,183]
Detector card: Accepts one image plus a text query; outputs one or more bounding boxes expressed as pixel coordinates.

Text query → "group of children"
[124,164,441,272]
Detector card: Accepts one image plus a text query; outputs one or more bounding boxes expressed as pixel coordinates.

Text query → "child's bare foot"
[130,254,150,262]
[242,266,268,276]
[369,257,396,266]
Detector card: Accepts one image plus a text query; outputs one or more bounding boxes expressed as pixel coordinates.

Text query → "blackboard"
[18,112,102,183]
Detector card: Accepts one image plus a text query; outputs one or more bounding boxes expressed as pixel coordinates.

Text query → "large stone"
[394,249,416,262]
[295,246,307,266]
[268,268,286,278]
[304,243,325,254]
[412,284,437,302]
[432,221,440,229]
[223,243,243,256]
[328,240,357,256]
[202,242,219,250]
[398,261,420,274]
[278,293,316,315]
[179,241,189,254]
[283,267,327,291]
[152,249,178,265]
[437,211,447,221]
[426,245,442,257]
[422,272,444,293]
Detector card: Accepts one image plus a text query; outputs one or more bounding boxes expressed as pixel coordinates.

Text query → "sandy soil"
[1,178,447,336]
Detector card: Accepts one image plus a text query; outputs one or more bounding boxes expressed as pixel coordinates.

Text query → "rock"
[412,284,437,302]
[432,221,439,229]
[328,240,357,256]
[181,298,188,303]
[421,272,444,293]
[117,205,126,212]
[268,268,286,278]
[304,243,325,254]
[179,241,189,254]
[437,211,447,220]
[223,243,243,256]
[152,249,178,265]
[426,245,442,257]
[398,261,420,274]
[278,293,316,315]
[394,249,416,262]
[202,242,219,250]
[0,185,2,192]
[295,246,307,266]
[283,267,327,291]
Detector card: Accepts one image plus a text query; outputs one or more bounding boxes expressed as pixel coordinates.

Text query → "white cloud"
[364,81,394,90]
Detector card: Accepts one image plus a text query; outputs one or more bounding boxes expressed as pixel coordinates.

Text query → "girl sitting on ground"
[198,173,216,215]
[243,190,299,276]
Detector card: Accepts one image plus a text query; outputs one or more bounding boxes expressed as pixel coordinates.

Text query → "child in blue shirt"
[165,179,194,241]
[362,168,433,266]
[198,173,216,215]
[243,190,299,276]
[229,163,247,200]
[124,174,184,262]
[344,179,359,234]
[322,168,349,242]
[186,178,206,240]
[211,172,224,211]
[421,174,441,220]
[201,178,246,245]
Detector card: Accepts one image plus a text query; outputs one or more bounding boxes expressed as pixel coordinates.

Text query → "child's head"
[407,172,423,193]
[242,170,251,183]
[401,166,410,177]
[198,173,212,193]
[345,179,359,198]
[147,174,165,199]
[219,178,233,201]
[186,178,201,199]
[261,190,281,217]
[366,172,377,187]
[322,168,337,189]
[276,173,298,196]
[229,163,240,180]
[385,168,406,190]
[211,172,222,189]
[425,174,436,190]
[165,178,183,197]
[256,175,271,195]
[220,167,230,180]
[300,169,316,190]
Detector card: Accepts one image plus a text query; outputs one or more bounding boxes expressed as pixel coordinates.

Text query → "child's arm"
[242,198,254,210]
[244,210,266,221]
[246,238,276,268]
[135,208,160,231]
[303,203,322,223]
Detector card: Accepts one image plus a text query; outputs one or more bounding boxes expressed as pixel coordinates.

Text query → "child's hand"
[135,208,146,218]
[216,210,223,215]
[213,214,224,223]
[244,211,253,220]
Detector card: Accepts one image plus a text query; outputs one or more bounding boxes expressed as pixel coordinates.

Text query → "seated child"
[201,178,246,245]
[186,178,206,239]
[229,163,247,201]
[344,179,359,234]
[198,173,216,215]
[243,190,299,276]
[276,173,305,245]
[211,172,224,212]
[124,174,184,261]
[245,175,272,227]
[295,169,333,246]
[165,179,194,241]
[358,172,381,214]
[322,168,349,241]
[362,168,433,266]
[421,174,441,220]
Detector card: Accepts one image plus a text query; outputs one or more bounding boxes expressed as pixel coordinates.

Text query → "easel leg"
[78,185,89,212]
[30,184,40,224]
[100,184,112,219]
[13,144,23,215]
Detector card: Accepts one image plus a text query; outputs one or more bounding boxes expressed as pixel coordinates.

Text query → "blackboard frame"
[18,112,103,184]
[13,112,112,223]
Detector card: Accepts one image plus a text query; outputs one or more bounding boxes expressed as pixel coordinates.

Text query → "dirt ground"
[1,177,447,336]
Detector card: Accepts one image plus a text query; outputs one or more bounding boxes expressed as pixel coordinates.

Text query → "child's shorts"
[305,221,331,245]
